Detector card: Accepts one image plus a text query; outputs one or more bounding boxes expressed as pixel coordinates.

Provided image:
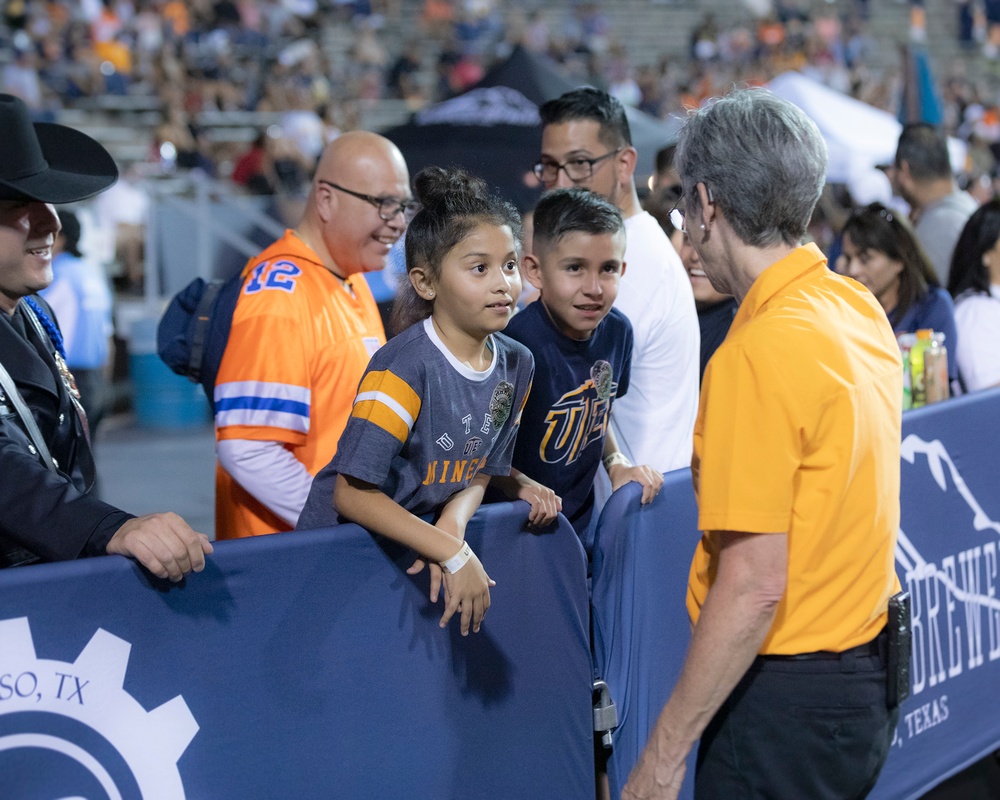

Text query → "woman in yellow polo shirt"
[623,88,903,800]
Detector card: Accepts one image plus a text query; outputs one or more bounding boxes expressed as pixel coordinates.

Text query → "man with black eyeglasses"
[214,131,414,539]
[536,88,700,487]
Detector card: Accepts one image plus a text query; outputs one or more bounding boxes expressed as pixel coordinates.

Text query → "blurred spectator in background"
[153,109,216,176]
[679,228,738,384]
[652,144,680,192]
[231,130,270,191]
[521,10,550,54]
[387,39,422,100]
[39,210,114,433]
[351,17,390,100]
[642,183,684,252]
[645,177,737,383]
[421,0,454,39]
[690,12,719,61]
[838,201,959,383]
[95,164,149,293]
[891,122,979,283]
[230,124,314,225]
[2,45,44,110]
[812,166,896,264]
[265,129,315,223]
[280,95,326,163]
[947,198,1000,391]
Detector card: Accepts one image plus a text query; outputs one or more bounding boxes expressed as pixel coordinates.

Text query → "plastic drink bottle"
[898,333,914,411]
[901,348,912,410]
[924,332,949,404]
[910,329,933,408]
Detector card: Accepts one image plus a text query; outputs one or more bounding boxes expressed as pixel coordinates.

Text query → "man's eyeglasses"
[532,148,622,184]
[319,180,419,222]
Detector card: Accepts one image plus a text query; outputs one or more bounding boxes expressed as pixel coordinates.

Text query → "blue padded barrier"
[592,477,699,800]
[2,389,998,799]
[872,387,1000,800]
[0,500,594,799]
[592,387,1000,800]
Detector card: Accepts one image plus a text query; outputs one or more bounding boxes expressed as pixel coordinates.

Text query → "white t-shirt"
[954,285,1000,392]
[611,211,700,472]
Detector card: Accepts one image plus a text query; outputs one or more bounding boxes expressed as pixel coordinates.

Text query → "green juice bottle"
[902,347,912,411]
[910,329,933,408]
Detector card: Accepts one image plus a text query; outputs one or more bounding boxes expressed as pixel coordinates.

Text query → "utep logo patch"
[0,617,199,798]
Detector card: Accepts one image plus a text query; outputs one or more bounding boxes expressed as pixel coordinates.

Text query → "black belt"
[760,629,886,662]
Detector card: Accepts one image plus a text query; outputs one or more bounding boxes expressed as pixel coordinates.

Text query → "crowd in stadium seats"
[1,1,997,196]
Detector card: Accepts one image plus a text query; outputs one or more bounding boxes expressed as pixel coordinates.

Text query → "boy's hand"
[513,473,562,528]
[608,463,664,505]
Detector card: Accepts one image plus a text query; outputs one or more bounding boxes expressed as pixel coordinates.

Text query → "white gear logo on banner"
[0,617,199,798]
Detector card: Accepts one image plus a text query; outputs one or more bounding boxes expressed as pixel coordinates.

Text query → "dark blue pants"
[695,637,899,800]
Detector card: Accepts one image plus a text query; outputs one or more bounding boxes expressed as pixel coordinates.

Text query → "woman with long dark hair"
[836,202,959,382]
[946,198,1000,391]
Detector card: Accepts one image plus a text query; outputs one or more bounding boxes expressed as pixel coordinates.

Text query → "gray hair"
[674,88,827,248]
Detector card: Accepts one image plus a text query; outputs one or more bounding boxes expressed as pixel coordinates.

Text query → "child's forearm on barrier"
[334,473,465,563]
[436,473,490,540]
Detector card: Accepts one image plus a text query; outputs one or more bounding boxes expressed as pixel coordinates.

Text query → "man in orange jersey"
[624,89,903,800]
[214,132,415,538]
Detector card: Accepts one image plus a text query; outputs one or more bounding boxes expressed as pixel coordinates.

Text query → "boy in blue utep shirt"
[495,189,662,553]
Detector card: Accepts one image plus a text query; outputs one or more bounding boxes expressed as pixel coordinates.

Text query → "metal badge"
[489,380,515,428]
[591,360,613,401]
[53,352,81,400]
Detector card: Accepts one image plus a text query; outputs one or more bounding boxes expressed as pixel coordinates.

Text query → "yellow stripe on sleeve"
[351,369,422,442]
[352,398,410,442]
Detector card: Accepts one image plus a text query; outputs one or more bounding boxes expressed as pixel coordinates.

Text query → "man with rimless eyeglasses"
[214,131,414,539]
[536,89,700,484]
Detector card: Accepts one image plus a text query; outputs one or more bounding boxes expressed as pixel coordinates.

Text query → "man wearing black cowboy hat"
[0,93,213,580]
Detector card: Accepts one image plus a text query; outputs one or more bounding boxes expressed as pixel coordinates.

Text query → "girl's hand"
[439,550,495,635]
[608,463,664,505]
[406,558,446,602]
[513,473,562,528]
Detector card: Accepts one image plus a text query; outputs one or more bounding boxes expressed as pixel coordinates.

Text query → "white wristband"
[440,542,473,574]
[603,451,631,471]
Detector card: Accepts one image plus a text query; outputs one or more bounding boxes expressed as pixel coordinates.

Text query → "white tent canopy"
[765,71,965,184]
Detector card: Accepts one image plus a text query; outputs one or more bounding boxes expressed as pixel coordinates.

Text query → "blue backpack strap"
[187,279,224,382]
